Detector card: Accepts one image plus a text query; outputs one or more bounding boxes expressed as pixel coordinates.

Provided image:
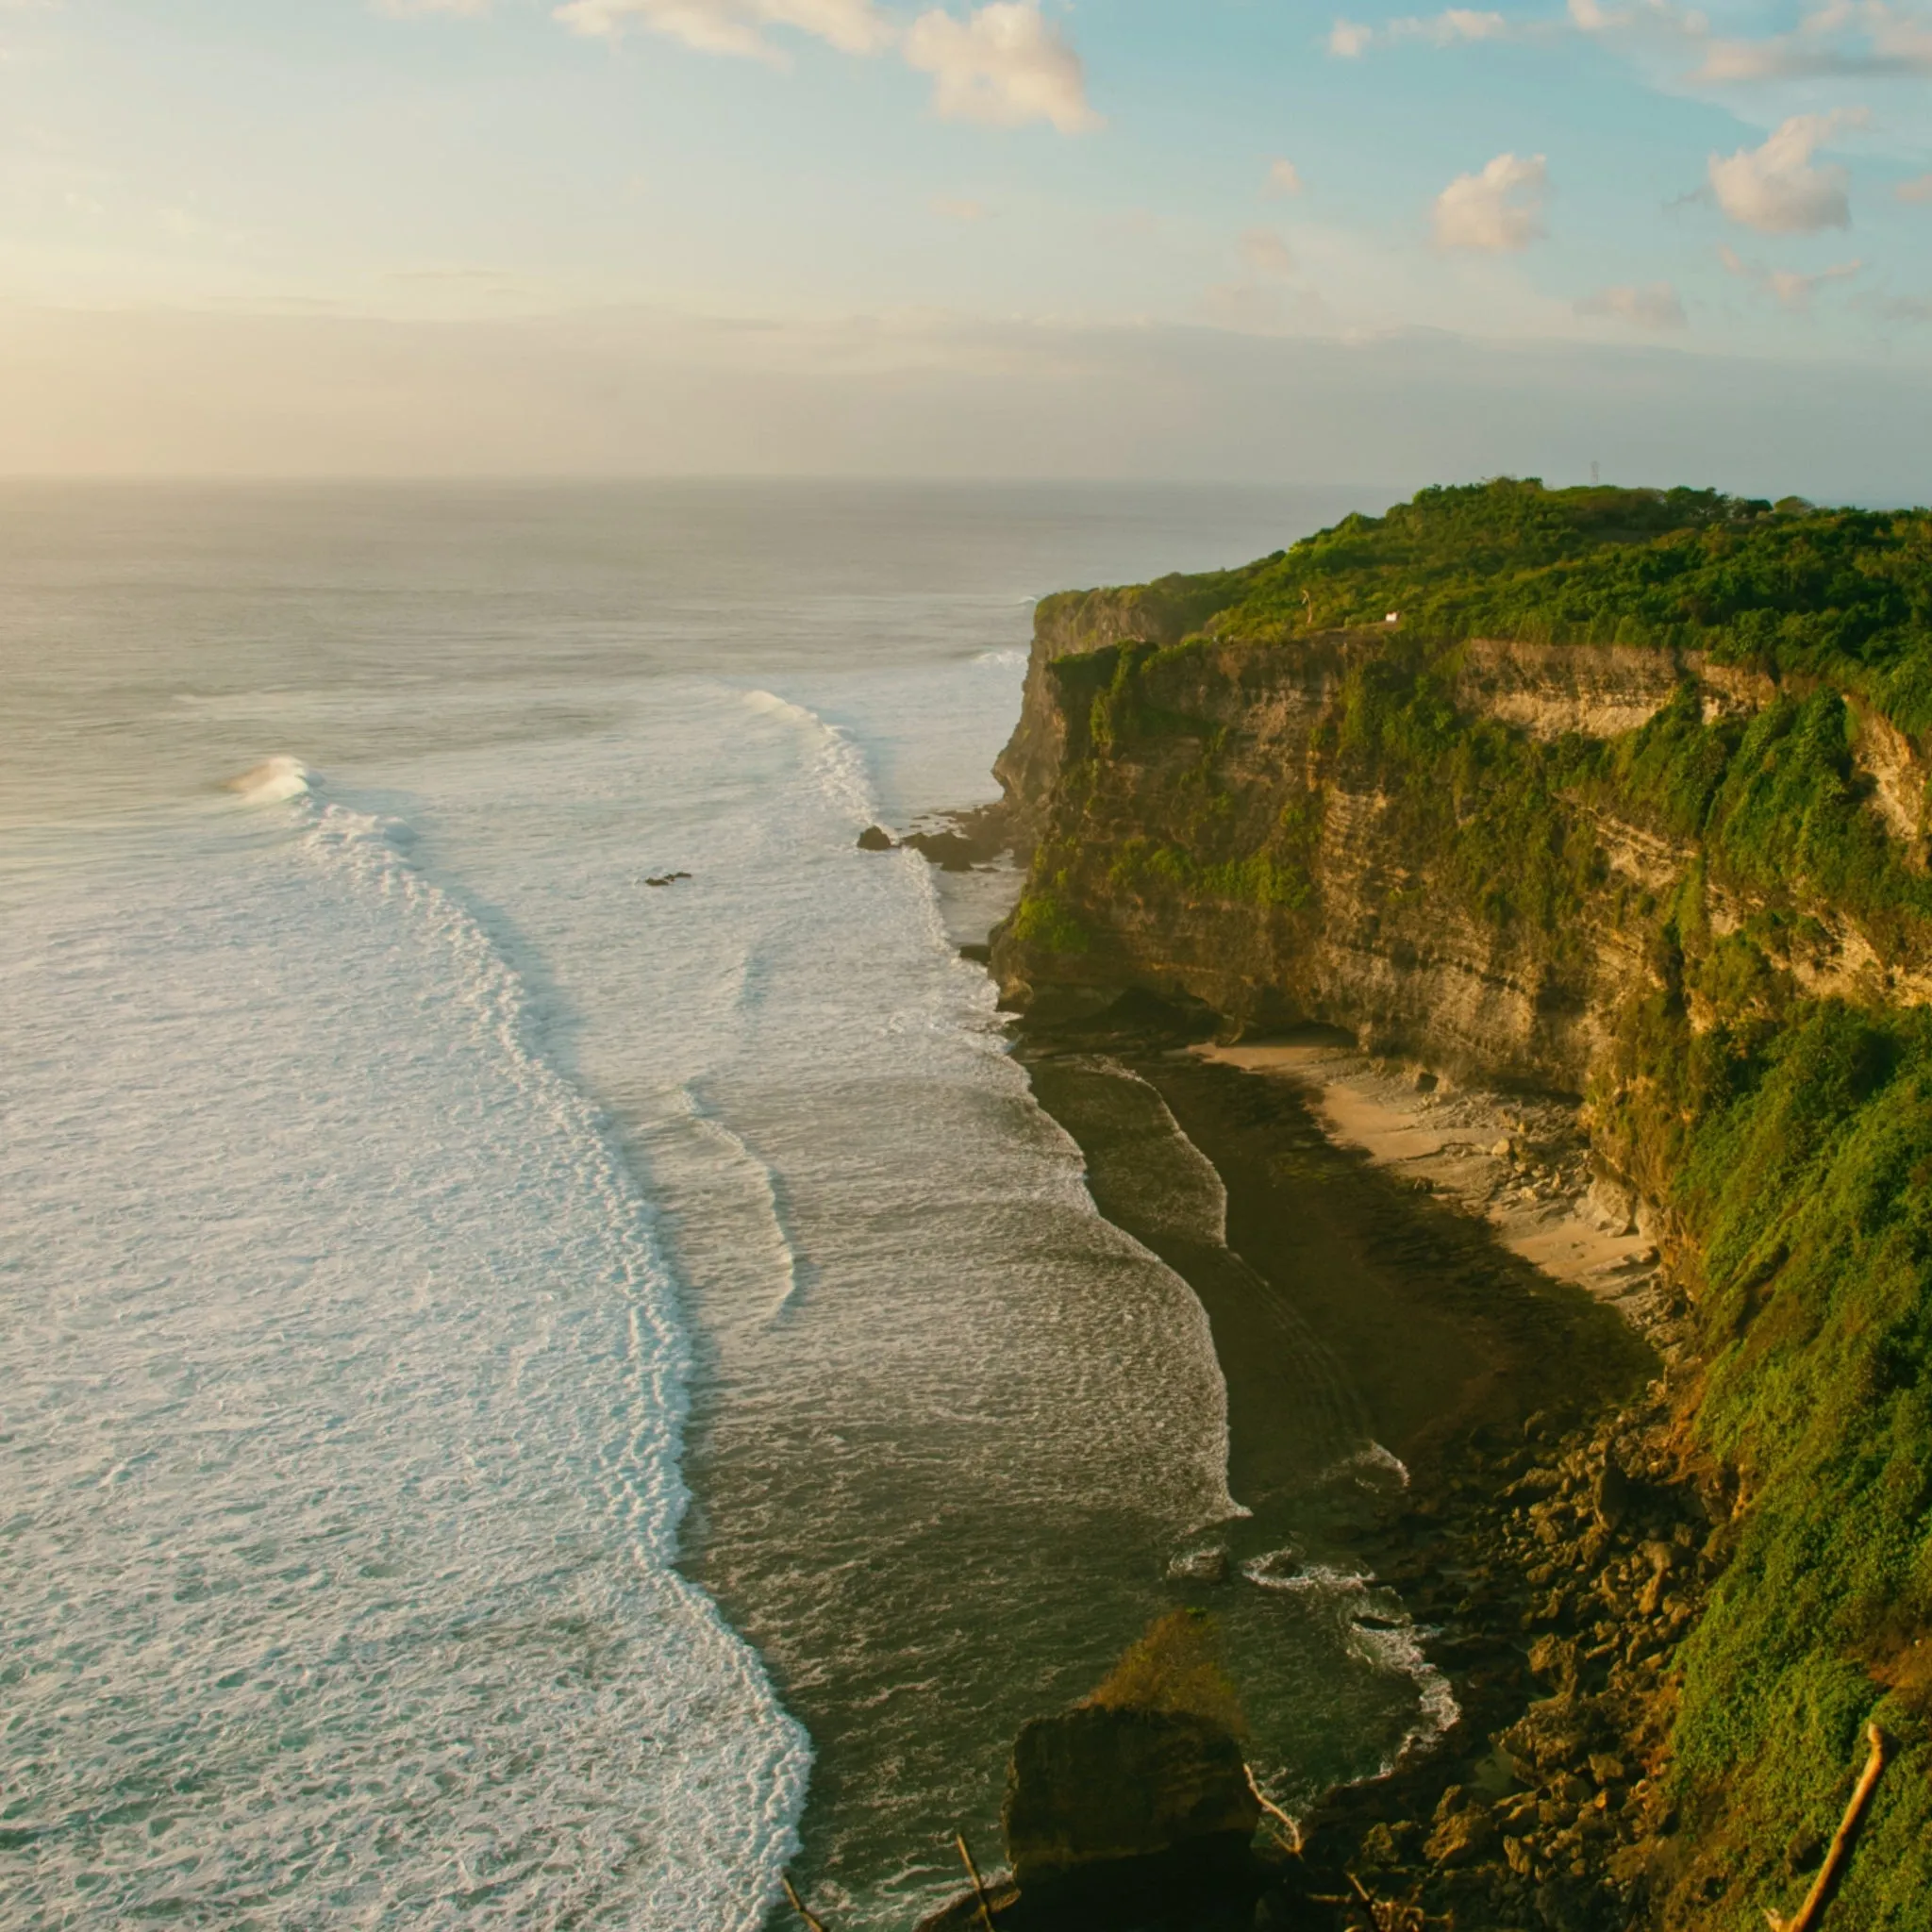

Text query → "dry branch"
[955,1831,997,1932]
[1763,1722,1888,1932]
[1245,1762,1305,1855]
[779,1872,830,1932]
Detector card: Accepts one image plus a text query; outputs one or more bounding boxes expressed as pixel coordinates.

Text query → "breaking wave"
[225,755,313,804]
[1242,1551,1459,1769]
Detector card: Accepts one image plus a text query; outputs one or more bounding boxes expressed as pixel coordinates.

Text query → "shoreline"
[1002,1006,1707,1931]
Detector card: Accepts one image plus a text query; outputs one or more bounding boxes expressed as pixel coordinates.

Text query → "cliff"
[989,482,1932,1932]
[993,625,1932,1096]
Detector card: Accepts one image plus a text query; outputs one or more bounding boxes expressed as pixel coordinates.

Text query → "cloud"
[1240,228,1296,277]
[1576,281,1687,329]
[1898,173,1932,202]
[1433,151,1549,251]
[1720,242,1863,310]
[1406,8,1512,42]
[1197,281,1337,335]
[1327,8,1511,54]
[1557,0,1932,87]
[1696,2,1932,81]
[555,0,1095,131]
[374,0,491,16]
[933,194,989,220]
[1267,158,1304,197]
[555,0,894,58]
[902,4,1101,131]
[1707,110,1870,235]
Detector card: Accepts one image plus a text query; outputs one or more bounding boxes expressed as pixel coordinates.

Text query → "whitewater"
[0,480,1427,1929]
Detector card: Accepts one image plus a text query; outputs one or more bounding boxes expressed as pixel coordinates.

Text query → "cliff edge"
[990,481,1932,1932]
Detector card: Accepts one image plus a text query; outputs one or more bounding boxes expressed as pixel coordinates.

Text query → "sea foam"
[0,771,810,1926]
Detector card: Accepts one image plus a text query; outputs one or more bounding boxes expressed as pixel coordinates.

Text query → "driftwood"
[1339,1870,1434,1932]
[780,1873,830,1932]
[1244,1762,1305,1855]
[1764,1723,1889,1932]
[955,1831,997,1932]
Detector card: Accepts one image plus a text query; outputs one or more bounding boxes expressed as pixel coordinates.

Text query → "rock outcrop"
[1004,1705,1258,1898]
[911,1702,1267,1932]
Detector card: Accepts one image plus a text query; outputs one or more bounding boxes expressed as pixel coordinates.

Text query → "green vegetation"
[1655,1001,1932,1928]
[1097,476,1932,736]
[1329,645,1609,950]
[1085,1610,1245,1736]
[1008,885,1091,956]
[1210,582,1932,1924]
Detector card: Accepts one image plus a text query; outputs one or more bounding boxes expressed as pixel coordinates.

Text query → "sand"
[1192,1041,1667,1337]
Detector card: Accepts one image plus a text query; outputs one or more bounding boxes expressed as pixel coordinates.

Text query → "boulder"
[1424,1806,1496,1869]
[899,828,980,871]
[856,824,895,852]
[1002,1705,1259,1904]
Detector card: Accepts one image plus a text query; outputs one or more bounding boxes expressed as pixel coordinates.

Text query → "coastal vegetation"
[994,480,1932,1929]
[1102,477,1932,731]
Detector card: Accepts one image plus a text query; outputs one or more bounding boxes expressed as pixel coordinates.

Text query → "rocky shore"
[1279,1381,1724,1932]
[1174,1044,1725,1932]
[886,984,1717,1932]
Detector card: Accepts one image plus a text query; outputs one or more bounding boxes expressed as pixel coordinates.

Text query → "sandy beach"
[1191,1042,1676,1350]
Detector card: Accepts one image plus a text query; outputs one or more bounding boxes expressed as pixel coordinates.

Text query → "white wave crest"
[278,791,815,1914]
[1061,1055,1230,1248]
[676,1082,811,1326]
[225,756,313,804]
[1323,1441,1412,1491]
[740,689,877,828]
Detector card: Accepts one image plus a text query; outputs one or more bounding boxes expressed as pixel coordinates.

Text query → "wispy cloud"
[1266,158,1304,196]
[1576,281,1686,328]
[1707,110,1870,235]
[1433,151,1548,250]
[1563,0,1932,84]
[1720,242,1863,310]
[554,0,893,58]
[374,0,493,17]
[1897,172,1932,202]
[932,194,989,220]
[1327,8,1514,56]
[552,0,1098,131]
[1698,2,1932,81]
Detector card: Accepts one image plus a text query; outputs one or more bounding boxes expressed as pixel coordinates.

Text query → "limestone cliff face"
[996,581,1246,853]
[990,613,1932,1105]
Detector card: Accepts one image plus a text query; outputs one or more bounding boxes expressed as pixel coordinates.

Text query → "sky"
[4,1,1931,492]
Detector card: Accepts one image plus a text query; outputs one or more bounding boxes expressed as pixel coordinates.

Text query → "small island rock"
[1003,1704,1258,1903]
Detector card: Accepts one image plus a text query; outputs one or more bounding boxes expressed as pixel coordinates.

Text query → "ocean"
[0,480,1441,1930]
